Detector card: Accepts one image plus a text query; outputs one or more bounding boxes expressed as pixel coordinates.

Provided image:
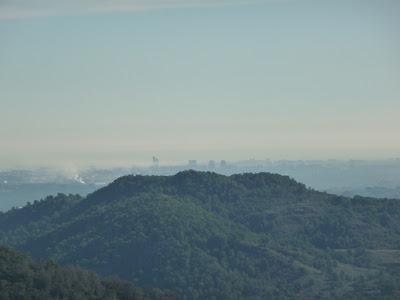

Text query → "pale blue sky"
[1,0,399,167]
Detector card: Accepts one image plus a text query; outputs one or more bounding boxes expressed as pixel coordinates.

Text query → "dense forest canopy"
[0,246,177,300]
[1,171,399,299]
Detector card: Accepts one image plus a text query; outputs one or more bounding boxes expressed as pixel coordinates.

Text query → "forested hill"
[1,171,400,299]
[0,246,177,300]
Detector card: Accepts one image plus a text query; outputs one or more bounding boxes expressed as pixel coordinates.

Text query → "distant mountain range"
[1,171,399,299]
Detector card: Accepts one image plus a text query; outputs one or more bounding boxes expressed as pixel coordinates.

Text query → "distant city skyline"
[1,0,399,168]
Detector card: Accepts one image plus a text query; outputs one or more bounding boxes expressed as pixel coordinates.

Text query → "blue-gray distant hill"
[1,171,399,299]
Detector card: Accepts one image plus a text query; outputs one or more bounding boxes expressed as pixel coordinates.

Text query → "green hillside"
[1,171,399,299]
[0,246,176,300]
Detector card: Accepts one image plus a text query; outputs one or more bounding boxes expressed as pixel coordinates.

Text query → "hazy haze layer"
[1,0,399,167]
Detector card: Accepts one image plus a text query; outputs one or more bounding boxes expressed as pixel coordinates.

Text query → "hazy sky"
[1,0,399,167]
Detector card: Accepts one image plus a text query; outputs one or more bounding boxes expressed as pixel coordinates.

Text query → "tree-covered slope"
[0,246,176,300]
[1,171,400,299]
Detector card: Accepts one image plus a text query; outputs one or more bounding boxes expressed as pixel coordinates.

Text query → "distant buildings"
[188,160,198,168]
[208,160,216,169]
[152,156,159,167]
[220,160,227,168]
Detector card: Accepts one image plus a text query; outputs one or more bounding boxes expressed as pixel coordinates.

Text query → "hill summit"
[1,171,400,299]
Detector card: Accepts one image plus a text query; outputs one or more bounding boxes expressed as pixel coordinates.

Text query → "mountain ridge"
[1,171,399,299]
